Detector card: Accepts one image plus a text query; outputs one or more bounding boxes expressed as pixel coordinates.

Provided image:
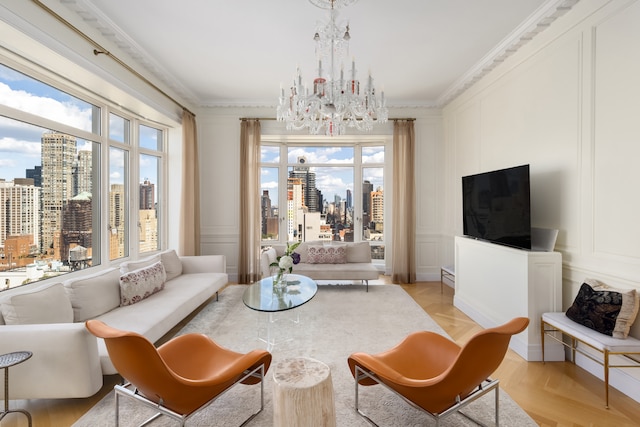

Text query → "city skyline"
[1,64,161,284]
[260,145,384,209]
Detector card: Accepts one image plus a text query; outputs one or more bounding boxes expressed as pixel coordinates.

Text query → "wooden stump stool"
[272,357,336,427]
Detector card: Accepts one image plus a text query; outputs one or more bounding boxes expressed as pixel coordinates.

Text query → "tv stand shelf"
[453,236,563,361]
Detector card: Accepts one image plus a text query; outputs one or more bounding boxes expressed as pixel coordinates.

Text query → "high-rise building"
[316,188,323,213]
[139,208,158,253]
[287,177,304,240]
[0,180,40,250]
[261,190,272,236]
[139,179,155,210]
[73,150,92,196]
[41,132,77,255]
[362,180,373,227]
[371,186,384,231]
[109,183,126,259]
[26,165,42,187]
[289,156,318,212]
[260,190,279,239]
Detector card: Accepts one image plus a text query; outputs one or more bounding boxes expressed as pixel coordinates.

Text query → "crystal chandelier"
[277,0,388,137]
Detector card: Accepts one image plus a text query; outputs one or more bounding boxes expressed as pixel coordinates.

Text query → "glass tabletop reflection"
[243,274,318,312]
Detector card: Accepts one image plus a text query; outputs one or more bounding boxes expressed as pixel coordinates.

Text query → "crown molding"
[60,0,200,107]
[436,0,580,107]
[60,0,581,111]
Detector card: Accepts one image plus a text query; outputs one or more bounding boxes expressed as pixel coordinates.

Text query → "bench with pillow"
[541,279,640,408]
[260,241,379,291]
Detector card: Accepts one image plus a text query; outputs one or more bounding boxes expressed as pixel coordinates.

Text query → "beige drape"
[179,109,200,256]
[238,119,261,284]
[391,120,416,283]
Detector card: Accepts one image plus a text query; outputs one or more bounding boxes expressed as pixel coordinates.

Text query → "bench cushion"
[292,262,379,281]
[64,268,121,322]
[542,312,640,353]
[1,283,73,325]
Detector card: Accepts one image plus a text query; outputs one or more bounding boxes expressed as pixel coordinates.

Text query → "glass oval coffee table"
[243,274,318,312]
[243,274,318,350]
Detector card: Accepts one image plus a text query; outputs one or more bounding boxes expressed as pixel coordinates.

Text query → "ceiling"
[59,0,579,109]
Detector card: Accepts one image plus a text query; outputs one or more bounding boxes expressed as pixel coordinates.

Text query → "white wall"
[196,107,444,282]
[443,0,640,401]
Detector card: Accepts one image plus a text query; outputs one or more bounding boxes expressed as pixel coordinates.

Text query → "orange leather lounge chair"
[85,319,272,427]
[348,317,529,426]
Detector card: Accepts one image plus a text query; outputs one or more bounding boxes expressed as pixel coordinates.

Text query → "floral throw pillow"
[307,245,347,264]
[585,279,639,339]
[119,261,167,307]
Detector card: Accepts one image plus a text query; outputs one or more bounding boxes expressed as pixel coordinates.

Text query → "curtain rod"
[31,0,195,117]
[240,118,416,121]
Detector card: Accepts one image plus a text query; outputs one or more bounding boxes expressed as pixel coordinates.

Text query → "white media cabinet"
[453,236,564,361]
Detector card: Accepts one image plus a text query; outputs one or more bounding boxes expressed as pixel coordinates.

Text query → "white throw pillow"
[119,254,161,274]
[346,242,371,263]
[63,268,121,322]
[160,249,183,281]
[119,261,167,306]
[1,283,73,325]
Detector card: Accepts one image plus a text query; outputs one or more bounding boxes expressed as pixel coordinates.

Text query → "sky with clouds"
[0,63,156,186]
[260,145,384,210]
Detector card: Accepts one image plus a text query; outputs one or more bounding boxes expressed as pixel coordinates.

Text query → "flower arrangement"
[270,241,301,285]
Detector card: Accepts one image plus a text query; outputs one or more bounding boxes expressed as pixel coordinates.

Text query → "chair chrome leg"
[354,365,500,427]
[354,366,380,426]
[240,364,266,426]
[113,363,267,427]
[115,386,119,427]
[496,385,500,427]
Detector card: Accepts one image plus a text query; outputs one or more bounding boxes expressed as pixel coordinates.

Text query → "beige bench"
[261,241,379,291]
[440,265,455,293]
[541,312,640,408]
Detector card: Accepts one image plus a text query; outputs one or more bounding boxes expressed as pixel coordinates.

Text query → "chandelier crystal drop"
[277,0,388,137]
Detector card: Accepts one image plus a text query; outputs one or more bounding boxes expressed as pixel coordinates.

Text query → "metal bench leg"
[604,350,610,409]
[541,321,546,363]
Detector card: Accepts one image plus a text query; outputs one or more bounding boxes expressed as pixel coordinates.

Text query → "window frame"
[260,135,391,266]
[0,54,169,289]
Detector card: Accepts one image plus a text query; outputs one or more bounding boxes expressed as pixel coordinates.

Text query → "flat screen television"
[462,164,531,250]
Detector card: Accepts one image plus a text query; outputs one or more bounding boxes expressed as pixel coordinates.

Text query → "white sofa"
[261,241,379,290]
[0,249,227,400]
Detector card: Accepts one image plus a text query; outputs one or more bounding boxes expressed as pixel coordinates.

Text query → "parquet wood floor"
[400,281,640,427]
[2,280,640,426]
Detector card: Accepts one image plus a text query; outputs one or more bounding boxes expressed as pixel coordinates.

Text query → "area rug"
[73,284,536,426]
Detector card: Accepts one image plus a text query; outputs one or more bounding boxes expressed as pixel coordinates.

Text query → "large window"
[138,124,163,254]
[260,142,387,261]
[0,61,166,289]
